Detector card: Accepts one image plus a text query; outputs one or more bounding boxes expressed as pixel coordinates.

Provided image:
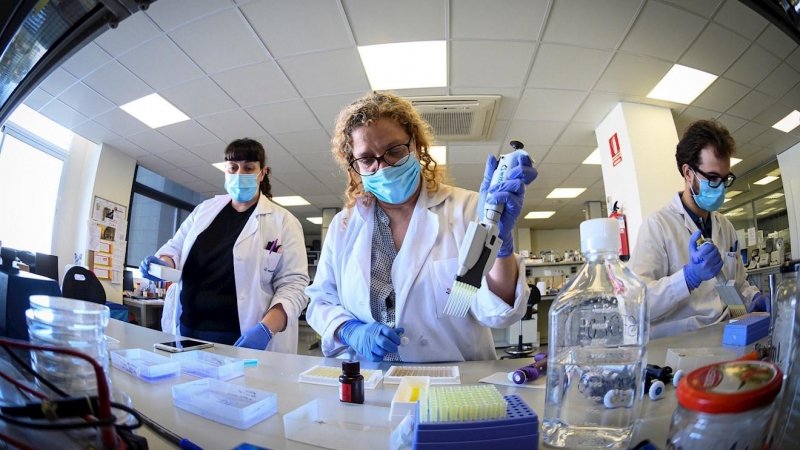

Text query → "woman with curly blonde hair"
[306,92,537,362]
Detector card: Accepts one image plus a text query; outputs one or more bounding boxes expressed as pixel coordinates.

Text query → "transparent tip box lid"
[170,350,245,381]
[384,366,460,385]
[172,378,277,430]
[111,349,180,382]
[298,365,382,389]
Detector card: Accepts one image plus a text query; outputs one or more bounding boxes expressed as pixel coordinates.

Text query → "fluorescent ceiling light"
[646,64,717,104]
[306,217,323,225]
[730,158,742,167]
[525,211,556,219]
[754,176,779,185]
[773,110,800,133]
[272,196,310,206]
[429,146,446,165]
[8,104,73,150]
[547,188,586,199]
[767,192,785,199]
[582,148,601,165]
[765,199,779,205]
[726,190,743,198]
[120,93,189,128]
[358,41,446,90]
[724,198,730,203]
[212,162,226,172]
[768,168,781,177]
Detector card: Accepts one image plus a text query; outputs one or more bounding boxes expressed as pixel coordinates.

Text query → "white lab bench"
[105,319,756,449]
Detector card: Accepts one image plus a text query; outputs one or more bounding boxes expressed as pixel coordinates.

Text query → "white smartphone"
[154,339,214,353]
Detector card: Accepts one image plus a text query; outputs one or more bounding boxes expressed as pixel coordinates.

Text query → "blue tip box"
[722,315,770,346]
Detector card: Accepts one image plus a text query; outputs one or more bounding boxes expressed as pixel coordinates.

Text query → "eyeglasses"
[692,166,736,188]
[349,136,413,176]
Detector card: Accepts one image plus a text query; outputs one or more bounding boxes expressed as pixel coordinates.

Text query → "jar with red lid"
[666,360,782,450]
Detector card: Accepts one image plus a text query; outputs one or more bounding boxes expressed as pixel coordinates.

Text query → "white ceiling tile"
[674,106,721,133]
[160,77,238,118]
[556,122,598,146]
[343,0,445,45]
[60,43,112,79]
[448,144,502,165]
[692,77,749,113]
[756,64,800,100]
[782,83,800,111]
[158,120,221,148]
[303,195,343,208]
[542,0,642,49]
[506,120,567,146]
[724,45,781,88]
[756,25,797,59]
[573,92,642,124]
[305,92,362,132]
[389,87,449,98]
[282,204,322,215]
[268,178,297,196]
[157,148,209,168]
[661,0,722,18]
[184,165,226,187]
[447,164,486,184]
[752,103,794,128]
[146,0,232,32]
[536,163,579,178]
[490,119,510,143]
[126,130,181,154]
[22,88,52,111]
[196,109,266,142]
[118,36,204,91]
[93,108,150,137]
[448,88,522,121]
[106,139,149,158]
[516,89,586,122]
[750,128,784,148]
[246,100,321,134]
[272,129,332,155]
[526,175,563,189]
[248,134,290,158]
[771,134,800,154]
[240,0,352,58]
[716,114,748,134]
[38,68,77,97]
[310,169,348,189]
[571,164,603,179]
[180,179,219,193]
[156,169,201,185]
[619,1,706,61]
[786,47,800,73]
[268,156,310,173]
[451,0,547,40]
[71,120,121,145]
[94,12,162,57]
[56,82,115,118]
[726,90,775,120]
[450,41,535,87]
[527,44,612,91]
[136,154,177,172]
[712,0,768,40]
[514,145,550,165]
[276,177,334,196]
[557,177,598,189]
[293,152,339,172]
[279,49,370,97]
[731,121,769,143]
[169,9,269,74]
[678,23,749,75]
[543,146,595,164]
[212,62,298,108]
[594,53,672,97]
[188,141,226,163]
[81,62,153,106]
[640,98,686,116]
[39,100,88,128]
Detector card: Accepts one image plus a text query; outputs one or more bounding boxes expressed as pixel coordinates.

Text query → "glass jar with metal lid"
[666,360,782,450]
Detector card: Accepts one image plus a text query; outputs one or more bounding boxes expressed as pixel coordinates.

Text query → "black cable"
[131,406,182,446]
[110,402,143,431]
[0,410,116,429]
[1,345,68,398]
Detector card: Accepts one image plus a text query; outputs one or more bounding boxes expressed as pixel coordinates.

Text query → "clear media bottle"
[543,218,649,449]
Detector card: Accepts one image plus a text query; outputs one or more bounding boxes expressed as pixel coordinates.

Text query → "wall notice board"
[88,196,127,284]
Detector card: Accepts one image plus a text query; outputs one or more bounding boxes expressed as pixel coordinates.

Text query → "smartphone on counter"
[154,339,214,353]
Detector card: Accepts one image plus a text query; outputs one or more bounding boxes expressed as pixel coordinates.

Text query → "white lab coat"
[629,193,759,339]
[305,184,529,362]
[157,194,309,354]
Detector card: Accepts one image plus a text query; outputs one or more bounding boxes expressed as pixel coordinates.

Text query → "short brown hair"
[675,119,736,176]
[224,138,272,199]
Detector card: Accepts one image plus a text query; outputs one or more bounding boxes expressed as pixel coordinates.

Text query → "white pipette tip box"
[390,376,430,420]
[149,264,181,282]
[172,378,277,430]
[170,350,245,381]
[110,349,181,382]
[384,366,460,385]
[298,365,383,389]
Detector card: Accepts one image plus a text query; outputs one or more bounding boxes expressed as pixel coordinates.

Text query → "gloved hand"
[748,292,770,313]
[139,255,169,282]
[480,153,538,257]
[683,230,723,291]
[234,322,273,350]
[338,320,404,362]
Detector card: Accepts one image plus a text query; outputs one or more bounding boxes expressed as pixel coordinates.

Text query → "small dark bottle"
[339,360,364,404]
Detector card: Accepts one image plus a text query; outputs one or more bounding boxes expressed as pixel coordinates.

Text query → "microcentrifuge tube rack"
[384,366,461,385]
[298,365,383,389]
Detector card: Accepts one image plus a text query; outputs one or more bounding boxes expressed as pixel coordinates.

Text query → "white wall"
[530,229,581,254]
[777,142,800,255]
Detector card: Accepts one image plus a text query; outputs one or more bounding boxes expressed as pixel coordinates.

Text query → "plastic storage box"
[384,366,460,384]
[110,349,180,382]
[665,347,737,372]
[298,365,383,389]
[391,376,430,420]
[172,378,277,429]
[722,315,770,346]
[148,264,182,282]
[170,350,245,381]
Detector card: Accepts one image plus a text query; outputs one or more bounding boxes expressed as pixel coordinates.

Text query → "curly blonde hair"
[331,92,447,211]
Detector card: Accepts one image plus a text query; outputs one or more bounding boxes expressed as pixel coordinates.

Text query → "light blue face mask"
[691,169,726,211]
[361,153,421,204]
[225,173,260,202]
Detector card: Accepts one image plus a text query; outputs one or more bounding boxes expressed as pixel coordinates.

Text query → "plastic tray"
[170,350,245,381]
[665,347,736,372]
[391,376,430,420]
[385,366,460,385]
[298,365,383,389]
[283,399,402,450]
[172,378,277,430]
[110,349,180,382]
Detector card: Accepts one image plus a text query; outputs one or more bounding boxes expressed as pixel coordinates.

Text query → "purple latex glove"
[338,320,404,362]
[747,292,770,313]
[684,230,723,290]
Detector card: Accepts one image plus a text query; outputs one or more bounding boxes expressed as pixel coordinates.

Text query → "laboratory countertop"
[106,320,753,450]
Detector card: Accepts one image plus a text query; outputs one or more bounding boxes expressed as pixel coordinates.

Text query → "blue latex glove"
[480,153,538,257]
[139,255,169,282]
[748,292,770,313]
[234,322,273,350]
[683,230,723,291]
[338,320,404,362]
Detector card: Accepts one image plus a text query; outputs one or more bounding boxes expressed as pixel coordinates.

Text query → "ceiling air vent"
[407,95,501,142]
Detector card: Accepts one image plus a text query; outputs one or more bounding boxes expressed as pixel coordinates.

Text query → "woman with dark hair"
[139,138,309,353]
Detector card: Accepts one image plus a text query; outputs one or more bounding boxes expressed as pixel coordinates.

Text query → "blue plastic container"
[722,315,770,346]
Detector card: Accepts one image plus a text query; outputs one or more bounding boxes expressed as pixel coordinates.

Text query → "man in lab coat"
[630,119,769,339]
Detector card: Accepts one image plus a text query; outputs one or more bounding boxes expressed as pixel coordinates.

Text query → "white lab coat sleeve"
[155,203,201,268]
[305,225,358,357]
[629,216,691,321]
[473,254,529,328]
[269,214,310,327]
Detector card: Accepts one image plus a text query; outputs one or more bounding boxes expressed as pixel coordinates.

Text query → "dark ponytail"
[224,138,273,199]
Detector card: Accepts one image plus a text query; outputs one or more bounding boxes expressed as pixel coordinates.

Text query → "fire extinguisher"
[609,201,630,262]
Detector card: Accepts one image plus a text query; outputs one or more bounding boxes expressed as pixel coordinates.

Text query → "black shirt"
[680,194,713,239]
[180,201,257,331]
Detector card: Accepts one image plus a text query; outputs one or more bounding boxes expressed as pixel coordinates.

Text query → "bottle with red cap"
[666,360,782,449]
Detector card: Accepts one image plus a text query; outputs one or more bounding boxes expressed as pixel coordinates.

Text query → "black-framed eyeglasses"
[349,136,413,176]
[692,166,736,188]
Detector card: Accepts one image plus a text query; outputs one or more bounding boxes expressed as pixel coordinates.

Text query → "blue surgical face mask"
[225,173,260,202]
[361,153,421,204]
[691,170,726,211]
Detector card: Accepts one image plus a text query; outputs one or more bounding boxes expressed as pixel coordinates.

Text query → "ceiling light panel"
[357,41,446,90]
[120,93,189,128]
[272,196,310,206]
[582,148,601,165]
[646,64,717,104]
[773,110,800,133]
[546,188,586,198]
[525,211,556,219]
